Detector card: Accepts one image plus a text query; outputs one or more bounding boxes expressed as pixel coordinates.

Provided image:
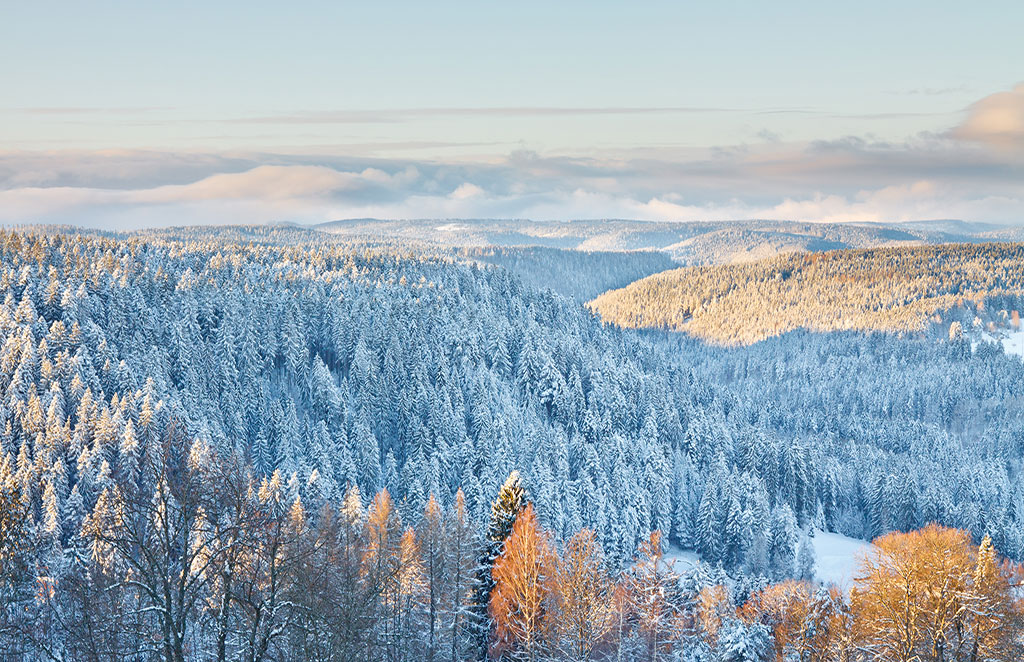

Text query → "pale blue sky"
[0,1,1022,225]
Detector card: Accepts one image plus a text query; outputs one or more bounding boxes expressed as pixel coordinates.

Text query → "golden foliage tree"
[551,528,614,661]
[490,503,557,662]
[852,524,1023,662]
[363,489,404,661]
[418,493,447,662]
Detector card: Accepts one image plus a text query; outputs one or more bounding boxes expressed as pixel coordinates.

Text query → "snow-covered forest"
[0,225,1023,661]
[590,243,1024,343]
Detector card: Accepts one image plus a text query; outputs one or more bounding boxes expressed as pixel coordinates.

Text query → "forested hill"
[1,226,1022,565]
[460,245,677,301]
[2,226,1024,658]
[316,218,1024,264]
[589,242,1024,344]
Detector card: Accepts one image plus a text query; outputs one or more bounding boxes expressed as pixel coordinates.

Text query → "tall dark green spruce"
[472,470,526,659]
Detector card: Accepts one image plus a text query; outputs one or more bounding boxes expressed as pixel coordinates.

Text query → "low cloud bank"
[1,85,1021,228]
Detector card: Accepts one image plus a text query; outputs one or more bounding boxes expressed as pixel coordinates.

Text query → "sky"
[1,1,1022,227]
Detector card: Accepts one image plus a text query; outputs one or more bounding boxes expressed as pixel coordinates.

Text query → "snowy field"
[662,547,703,575]
[971,324,1024,358]
[983,328,1024,357]
[661,531,872,589]
[811,531,871,587]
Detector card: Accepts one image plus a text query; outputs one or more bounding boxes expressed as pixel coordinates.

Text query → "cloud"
[0,164,1018,228]
[899,85,970,96]
[7,107,171,115]
[950,83,1024,150]
[450,183,485,200]
[0,163,425,226]
[0,150,257,190]
[0,145,1019,227]
[1,84,1023,228]
[230,107,746,125]
[137,165,409,202]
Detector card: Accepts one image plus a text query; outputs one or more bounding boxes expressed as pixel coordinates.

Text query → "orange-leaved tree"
[552,528,615,661]
[851,523,1023,662]
[490,503,557,662]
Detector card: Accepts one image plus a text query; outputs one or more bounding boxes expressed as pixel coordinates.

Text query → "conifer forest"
[6,1,1024,658]
[0,225,1022,661]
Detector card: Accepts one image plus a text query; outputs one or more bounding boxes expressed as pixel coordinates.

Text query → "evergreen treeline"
[0,228,1021,566]
[589,243,1024,344]
[315,218,1024,262]
[462,246,677,301]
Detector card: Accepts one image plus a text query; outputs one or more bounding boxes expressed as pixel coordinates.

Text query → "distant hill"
[315,218,1024,265]
[588,243,1024,344]
[898,219,1010,234]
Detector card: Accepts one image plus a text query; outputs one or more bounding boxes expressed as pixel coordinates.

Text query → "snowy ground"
[980,327,1024,357]
[660,530,872,589]
[662,547,702,575]
[811,531,871,588]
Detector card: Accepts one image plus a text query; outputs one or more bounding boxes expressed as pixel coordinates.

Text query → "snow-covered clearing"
[981,327,1024,357]
[660,531,872,590]
[811,531,871,588]
[662,547,702,575]
[435,223,469,232]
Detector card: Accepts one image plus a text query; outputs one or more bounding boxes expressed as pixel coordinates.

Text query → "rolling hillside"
[589,243,1024,344]
[316,218,1024,265]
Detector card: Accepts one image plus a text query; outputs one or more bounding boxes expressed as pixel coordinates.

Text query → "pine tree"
[40,477,62,548]
[0,473,32,627]
[795,530,816,581]
[768,505,799,580]
[118,418,141,487]
[717,618,772,662]
[723,492,746,570]
[354,420,381,497]
[697,483,721,564]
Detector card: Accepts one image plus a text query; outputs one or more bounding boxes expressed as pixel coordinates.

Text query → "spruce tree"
[795,530,816,581]
[472,470,525,659]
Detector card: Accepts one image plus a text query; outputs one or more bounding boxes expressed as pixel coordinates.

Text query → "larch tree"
[396,525,426,662]
[628,530,680,662]
[552,527,614,662]
[490,503,556,662]
[448,488,479,662]
[363,489,404,661]
[961,535,1023,662]
[852,524,1024,662]
[417,493,449,662]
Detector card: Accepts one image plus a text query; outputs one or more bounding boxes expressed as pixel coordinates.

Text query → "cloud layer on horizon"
[1,84,1021,228]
